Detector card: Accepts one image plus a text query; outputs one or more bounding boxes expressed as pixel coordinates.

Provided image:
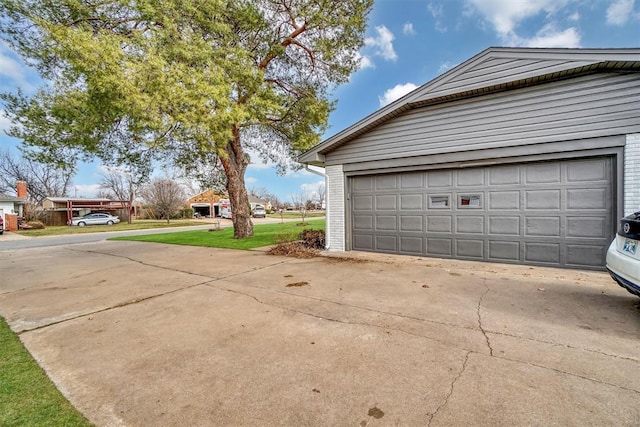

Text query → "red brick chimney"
[17,181,27,199]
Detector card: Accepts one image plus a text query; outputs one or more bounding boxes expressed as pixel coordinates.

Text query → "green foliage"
[0,316,92,426]
[181,207,194,219]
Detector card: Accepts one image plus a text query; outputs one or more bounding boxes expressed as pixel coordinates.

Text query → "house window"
[429,195,450,209]
[458,194,482,208]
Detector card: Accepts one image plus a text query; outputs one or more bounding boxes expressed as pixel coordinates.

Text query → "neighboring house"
[248,195,271,212]
[43,197,129,225]
[300,47,640,269]
[0,193,26,231]
[186,190,226,217]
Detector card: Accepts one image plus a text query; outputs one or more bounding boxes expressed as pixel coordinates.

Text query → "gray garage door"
[350,157,614,268]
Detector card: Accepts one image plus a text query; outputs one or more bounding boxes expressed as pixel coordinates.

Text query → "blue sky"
[1,0,639,202]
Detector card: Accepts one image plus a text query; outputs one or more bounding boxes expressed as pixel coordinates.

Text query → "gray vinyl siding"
[326,73,640,166]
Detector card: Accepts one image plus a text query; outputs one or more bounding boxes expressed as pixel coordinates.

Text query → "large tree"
[0,0,373,238]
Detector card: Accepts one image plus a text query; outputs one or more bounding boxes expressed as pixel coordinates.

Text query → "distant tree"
[290,192,309,224]
[0,149,73,220]
[316,183,326,210]
[98,166,145,224]
[140,179,185,224]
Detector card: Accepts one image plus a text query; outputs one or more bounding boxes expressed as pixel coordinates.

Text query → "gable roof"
[0,192,26,203]
[300,47,640,166]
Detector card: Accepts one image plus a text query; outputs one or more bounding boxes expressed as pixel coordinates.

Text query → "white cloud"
[521,24,581,48]
[300,181,324,194]
[428,2,448,32]
[364,25,397,61]
[465,0,564,35]
[606,0,635,25]
[245,177,257,184]
[438,61,455,74]
[465,0,581,47]
[378,83,419,107]
[358,53,375,69]
[568,11,580,21]
[403,22,416,36]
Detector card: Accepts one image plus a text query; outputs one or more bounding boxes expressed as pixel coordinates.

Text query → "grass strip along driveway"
[110,219,326,249]
[0,317,92,427]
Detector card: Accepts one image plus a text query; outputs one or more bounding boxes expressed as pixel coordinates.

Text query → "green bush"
[181,207,194,218]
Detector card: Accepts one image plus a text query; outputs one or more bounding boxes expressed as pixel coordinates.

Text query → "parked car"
[606,211,640,297]
[252,204,266,218]
[68,213,121,227]
[0,216,3,235]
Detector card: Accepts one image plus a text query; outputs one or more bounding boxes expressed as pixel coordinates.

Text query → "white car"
[606,211,640,297]
[68,213,121,227]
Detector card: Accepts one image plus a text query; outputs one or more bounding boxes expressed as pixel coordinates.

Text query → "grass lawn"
[0,317,92,427]
[15,220,203,237]
[111,219,325,250]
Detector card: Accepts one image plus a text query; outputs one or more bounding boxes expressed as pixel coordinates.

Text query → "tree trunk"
[220,126,253,238]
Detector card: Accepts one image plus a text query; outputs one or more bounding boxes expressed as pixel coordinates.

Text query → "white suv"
[606,211,640,297]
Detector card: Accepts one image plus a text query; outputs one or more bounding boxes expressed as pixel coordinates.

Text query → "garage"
[299,47,640,269]
[350,156,613,268]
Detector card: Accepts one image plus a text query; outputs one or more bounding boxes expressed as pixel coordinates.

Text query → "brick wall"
[326,165,345,251]
[625,133,640,216]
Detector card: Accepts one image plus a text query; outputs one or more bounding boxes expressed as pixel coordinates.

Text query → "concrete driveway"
[0,241,638,426]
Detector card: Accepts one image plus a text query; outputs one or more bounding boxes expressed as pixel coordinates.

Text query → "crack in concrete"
[16,280,214,335]
[477,280,493,356]
[487,329,640,363]
[427,351,471,426]
[214,284,640,396]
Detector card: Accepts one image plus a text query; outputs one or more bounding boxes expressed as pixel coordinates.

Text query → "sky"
[0,0,639,202]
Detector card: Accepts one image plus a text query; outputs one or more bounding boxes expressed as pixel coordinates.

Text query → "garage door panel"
[526,163,561,183]
[353,215,373,230]
[427,216,452,232]
[400,237,423,254]
[376,235,397,252]
[456,216,484,234]
[526,190,561,209]
[525,217,561,237]
[489,165,520,185]
[457,168,484,186]
[567,188,607,209]
[525,243,561,263]
[427,170,452,188]
[489,191,520,210]
[400,216,423,231]
[400,173,424,188]
[375,215,397,231]
[376,175,397,190]
[427,238,452,256]
[456,239,484,258]
[353,176,373,191]
[350,156,613,268]
[489,216,520,235]
[567,159,607,182]
[354,195,373,210]
[375,195,396,210]
[353,234,374,251]
[566,244,606,266]
[566,217,606,238]
[489,241,520,261]
[400,194,423,209]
